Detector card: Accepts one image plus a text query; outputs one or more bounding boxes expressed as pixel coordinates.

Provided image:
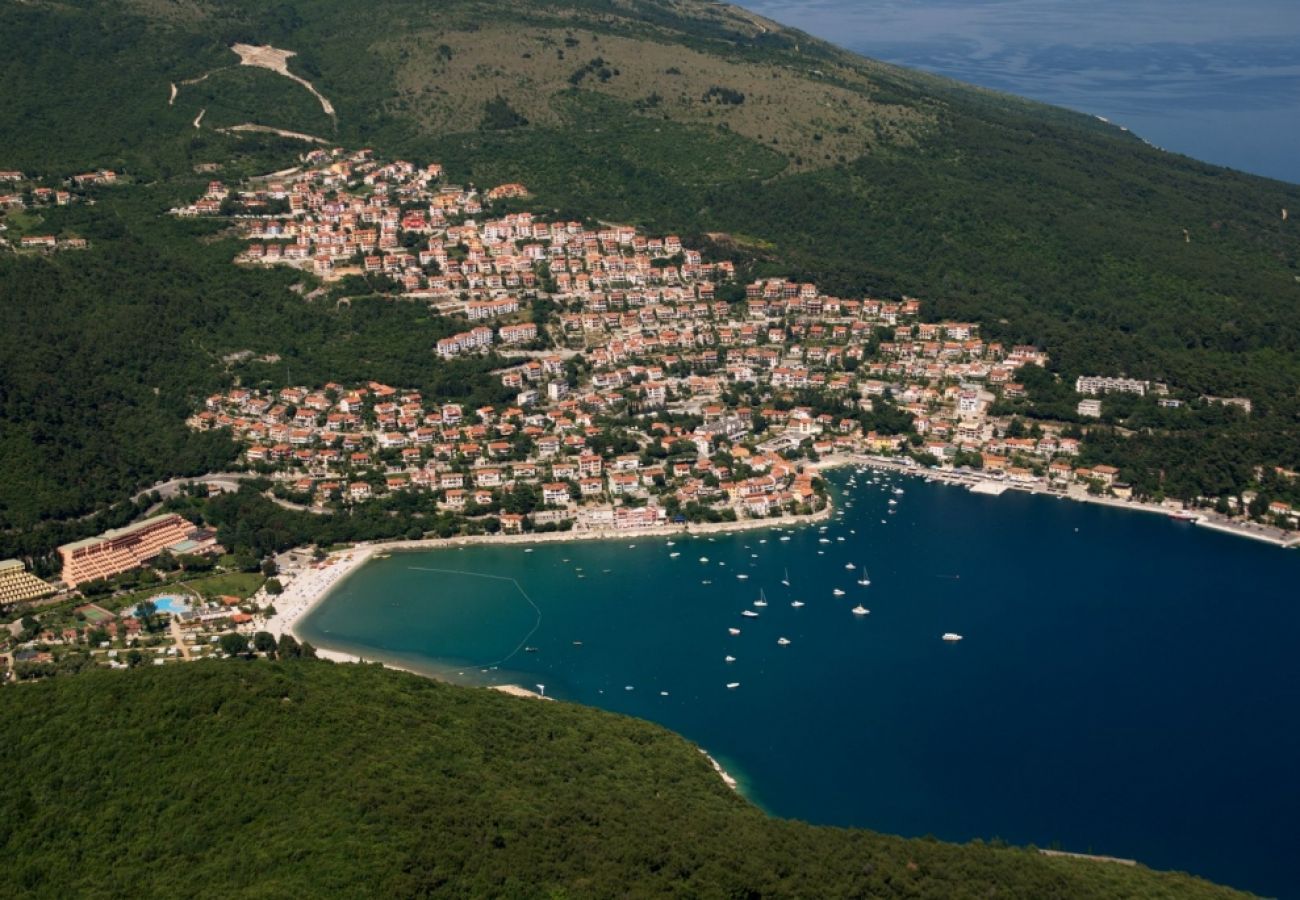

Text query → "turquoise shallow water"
[299,469,1300,896]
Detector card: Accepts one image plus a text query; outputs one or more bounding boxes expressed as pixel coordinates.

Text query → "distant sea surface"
[742,0,1300,184]
[299,471,1300,897]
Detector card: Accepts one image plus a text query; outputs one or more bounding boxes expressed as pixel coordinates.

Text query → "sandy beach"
[264,545,378,640]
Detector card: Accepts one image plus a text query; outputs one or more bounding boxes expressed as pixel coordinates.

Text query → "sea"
[742,0,1300,184]
[298,469,1300,897]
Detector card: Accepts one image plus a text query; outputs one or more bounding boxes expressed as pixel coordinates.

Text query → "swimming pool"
[137,596,189,616]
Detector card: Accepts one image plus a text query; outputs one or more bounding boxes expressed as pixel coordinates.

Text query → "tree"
[253,631,277,658]
[277,633,302,659]
[299,641,319,659]
[261,558,279,577]
[125,649,144,668]
[135,600,157,631]
[265,578,284,596]
[219,633,249,656]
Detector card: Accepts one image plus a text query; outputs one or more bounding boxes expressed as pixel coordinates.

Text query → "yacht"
[819,538,831,544]
[725,655,736,662]
[699,557,709,563]
[888,499,898,506]
[779,536,791,542]
[845,562,856,570]
[942,632,963,642]
[669,552,680,558]
[742,610,759,618]
[728,627,741,635]
[852,605,869,616]
[893,488,905,496]
[832,588,846,597]
[726,682,740,690]
[736,573,749,580]
[777,637,791,646]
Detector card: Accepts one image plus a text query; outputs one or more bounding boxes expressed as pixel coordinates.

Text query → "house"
[542,482,571,506]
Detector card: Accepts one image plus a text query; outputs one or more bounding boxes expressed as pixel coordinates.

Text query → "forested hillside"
[1,0,1298,528]
[0,661,1250,897]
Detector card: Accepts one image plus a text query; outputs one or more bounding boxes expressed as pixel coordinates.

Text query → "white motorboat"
[742,610,759,618]
[832,588,846,596]
[726,682,740,689]
[777,637,791,646]
[791,600,805,608]
[852,605,869,616]
[942,632,963,642]
[728,627,741,635]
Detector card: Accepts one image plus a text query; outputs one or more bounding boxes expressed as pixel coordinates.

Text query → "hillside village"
[179,146,1136,525]
[178,146,1297,532]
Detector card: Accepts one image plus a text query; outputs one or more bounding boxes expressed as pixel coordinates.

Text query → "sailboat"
[753,590,768,608]
[857,566,870,587]
[781,568,790,587]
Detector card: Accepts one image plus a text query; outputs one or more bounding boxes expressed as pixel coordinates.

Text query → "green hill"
[0,661,1250,897]
[0,0,1298,532]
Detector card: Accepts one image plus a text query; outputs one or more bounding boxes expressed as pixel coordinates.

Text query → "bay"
[298,469,1300,897]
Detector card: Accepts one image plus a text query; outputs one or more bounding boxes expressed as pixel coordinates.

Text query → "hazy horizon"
[742,0,1300,184]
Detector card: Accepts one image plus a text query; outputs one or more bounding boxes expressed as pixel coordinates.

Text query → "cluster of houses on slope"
[0,169,98,252]
[183,147,1248,509]
[192,379,821,530]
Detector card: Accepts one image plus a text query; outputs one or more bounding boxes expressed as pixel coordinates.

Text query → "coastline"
[837,454,1300,550]
[268,452,1296,662]
[267,500,834,661]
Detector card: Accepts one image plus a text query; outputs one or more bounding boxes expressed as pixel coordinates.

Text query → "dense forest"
[1,0,1297,527]
[0,661,1249,897]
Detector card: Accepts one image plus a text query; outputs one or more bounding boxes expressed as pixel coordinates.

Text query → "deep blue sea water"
[741,0,1300,184]
[299,470,1300,897]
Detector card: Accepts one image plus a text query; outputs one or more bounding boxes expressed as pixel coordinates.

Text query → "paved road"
[132,472,252,503]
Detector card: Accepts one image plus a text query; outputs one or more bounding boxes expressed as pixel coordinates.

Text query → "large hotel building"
[58,514,196,588]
